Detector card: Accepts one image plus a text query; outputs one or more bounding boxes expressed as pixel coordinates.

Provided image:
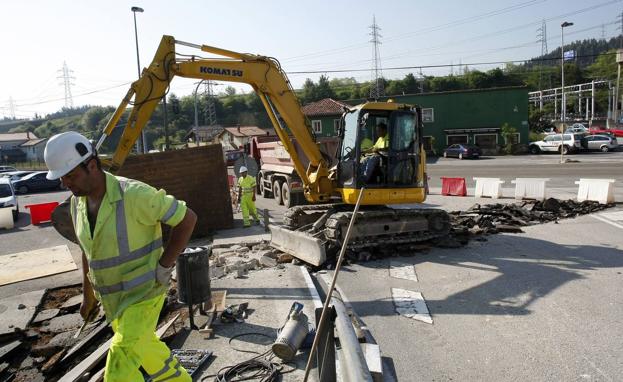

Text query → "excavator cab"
[335,102,426,205]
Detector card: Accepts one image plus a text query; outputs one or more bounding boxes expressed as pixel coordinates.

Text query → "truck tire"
[281,182,295,208]
[273,180,283,205]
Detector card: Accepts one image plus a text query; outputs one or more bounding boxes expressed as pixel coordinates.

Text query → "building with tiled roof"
[20,138,48,161]
[0,132,40,162]
[301,98,348,117]
[301,98,348,137]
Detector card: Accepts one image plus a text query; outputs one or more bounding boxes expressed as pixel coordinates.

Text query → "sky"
[0,0,621,120]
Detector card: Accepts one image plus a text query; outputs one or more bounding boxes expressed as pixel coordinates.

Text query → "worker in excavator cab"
[237,166,260,227]
[44,131,197,382]
[362,122,389,183]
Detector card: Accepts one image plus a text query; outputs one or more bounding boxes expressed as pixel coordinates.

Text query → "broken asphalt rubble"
[0,198,614,381]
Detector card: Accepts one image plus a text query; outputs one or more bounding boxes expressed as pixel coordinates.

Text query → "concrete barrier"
[473,177,505,199]
[0,208,14,230]
[511,178,550,201]
[575,179,616,204]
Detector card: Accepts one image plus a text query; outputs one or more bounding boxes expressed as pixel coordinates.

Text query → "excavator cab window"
[386,111,419,186]
[337,111,359,186]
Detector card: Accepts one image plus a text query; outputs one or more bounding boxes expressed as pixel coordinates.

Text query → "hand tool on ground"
[74,303,100,339]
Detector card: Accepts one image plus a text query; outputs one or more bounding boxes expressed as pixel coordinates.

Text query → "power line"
[285,52,617,75]
[281,0,547,64]
[15,82,131,107]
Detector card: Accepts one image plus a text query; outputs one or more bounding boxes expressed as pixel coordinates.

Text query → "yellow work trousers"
[104,293,191,382]
[240,194,259,227]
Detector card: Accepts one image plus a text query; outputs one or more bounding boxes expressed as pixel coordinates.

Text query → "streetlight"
[193,80,206,146]
[131,6,147,153]
[560,21,573,164]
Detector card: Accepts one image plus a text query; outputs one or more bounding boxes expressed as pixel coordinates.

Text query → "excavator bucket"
[269,225,326,266]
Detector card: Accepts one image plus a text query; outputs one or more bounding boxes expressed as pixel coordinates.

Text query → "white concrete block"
[575,178,616,204]
[473,177,505,199]
[0,208,14,230]
[511,178,550,201]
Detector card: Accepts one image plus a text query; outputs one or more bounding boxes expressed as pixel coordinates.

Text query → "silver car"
[581,135,618,152]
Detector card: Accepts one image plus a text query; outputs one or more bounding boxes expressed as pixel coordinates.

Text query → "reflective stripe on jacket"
[238,175,256,196]
[70,172,187,322]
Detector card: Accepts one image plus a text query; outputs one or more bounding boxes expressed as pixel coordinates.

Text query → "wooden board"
[58,314,180,382]
[0,245,77,286]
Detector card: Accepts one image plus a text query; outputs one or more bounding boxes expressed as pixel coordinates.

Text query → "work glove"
[156,261,174,286]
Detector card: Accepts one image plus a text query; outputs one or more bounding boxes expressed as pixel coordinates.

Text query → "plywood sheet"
[0,245,77,286]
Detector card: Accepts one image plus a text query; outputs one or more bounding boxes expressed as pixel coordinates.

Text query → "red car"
[589,127,623,138]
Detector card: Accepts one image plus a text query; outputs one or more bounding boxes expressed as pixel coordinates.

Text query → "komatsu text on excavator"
[52,35,450,265]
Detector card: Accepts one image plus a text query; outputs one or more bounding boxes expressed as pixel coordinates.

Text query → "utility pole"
[616,11,623,124]
[57,61,75,109]
[203,81,217,127]
[369,15,384,99]
[7,97,16,119]
[537,20,548,90]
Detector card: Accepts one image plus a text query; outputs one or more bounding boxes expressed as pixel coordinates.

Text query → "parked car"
[529,134,580,154]
[443,144,482,159]
[565,123,589,134]
[0,177,18,222]
[580,134,618,152]
[11,171,62,194]
[589,127,623,138]
[542,127,558,135]
[225,150,244,166]
[0,170,34,182]
[0,166,17,173]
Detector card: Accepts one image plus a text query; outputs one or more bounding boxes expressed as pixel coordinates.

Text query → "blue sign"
[563,50,575,61]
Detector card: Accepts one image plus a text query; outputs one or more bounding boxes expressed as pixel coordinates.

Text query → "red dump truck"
[249,136,339,208]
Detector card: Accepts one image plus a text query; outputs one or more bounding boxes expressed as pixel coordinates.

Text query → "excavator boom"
[99,35,332,202]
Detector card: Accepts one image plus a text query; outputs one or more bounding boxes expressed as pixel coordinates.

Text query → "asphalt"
[1,153,622,381]
[328,207,623,381]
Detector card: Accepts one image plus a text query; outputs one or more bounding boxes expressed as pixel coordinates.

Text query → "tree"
[500,123,518,155]
[224,86,237,96]
[528,109,554,133]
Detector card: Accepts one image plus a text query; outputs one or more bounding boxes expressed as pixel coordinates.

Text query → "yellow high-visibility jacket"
[70,172,187,322]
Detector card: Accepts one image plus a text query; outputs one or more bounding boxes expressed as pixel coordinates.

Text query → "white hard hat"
[44,131,94,180]
[239,166,248,173]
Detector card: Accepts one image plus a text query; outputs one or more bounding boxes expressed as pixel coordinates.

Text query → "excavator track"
[271,204,451,266]
[324,207,450,250]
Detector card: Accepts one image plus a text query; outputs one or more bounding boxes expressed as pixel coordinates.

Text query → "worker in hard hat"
[237,166,260,227]
[44,131,196,382]
[362,122,389,183]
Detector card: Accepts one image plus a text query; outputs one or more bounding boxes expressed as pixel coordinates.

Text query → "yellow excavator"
[52,35,450,265]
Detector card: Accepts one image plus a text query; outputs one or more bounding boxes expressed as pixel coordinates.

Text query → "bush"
[529,132,545,142]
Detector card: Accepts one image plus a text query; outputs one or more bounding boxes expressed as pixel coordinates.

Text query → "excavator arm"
[99,35,333,202]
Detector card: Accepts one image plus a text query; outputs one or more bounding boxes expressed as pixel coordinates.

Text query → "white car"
[565,123,589,134]
[0,177,18,222]
[529,134,580,155]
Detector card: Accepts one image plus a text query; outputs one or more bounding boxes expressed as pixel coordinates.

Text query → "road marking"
[591,214,623,231]
[391,288,433,324]
[389,260,418,281]
[598,210,623,222]
[299,266,323,309]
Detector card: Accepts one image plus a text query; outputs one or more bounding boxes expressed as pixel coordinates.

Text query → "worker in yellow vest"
[44,132,197,382]
[237,166,260,227]
[362,122,389,183]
